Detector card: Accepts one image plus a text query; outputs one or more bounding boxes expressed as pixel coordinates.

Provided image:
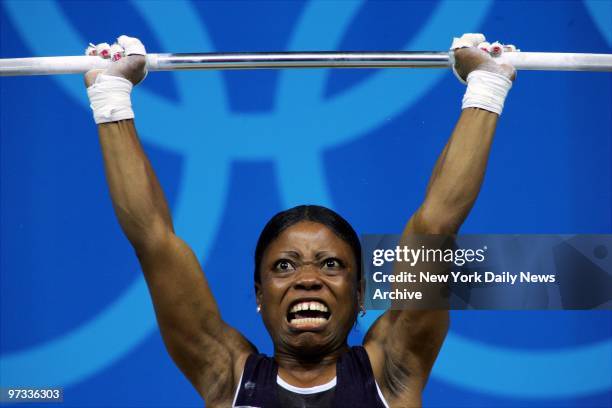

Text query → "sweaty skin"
[85,46,514,406]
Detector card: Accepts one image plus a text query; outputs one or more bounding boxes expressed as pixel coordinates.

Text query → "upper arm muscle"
[137,232,254,401]
[364,213,450,400]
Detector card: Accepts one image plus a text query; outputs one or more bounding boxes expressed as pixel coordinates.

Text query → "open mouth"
[286,300,331,329]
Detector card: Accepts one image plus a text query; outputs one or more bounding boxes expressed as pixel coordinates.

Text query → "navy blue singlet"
[233,346,388,408]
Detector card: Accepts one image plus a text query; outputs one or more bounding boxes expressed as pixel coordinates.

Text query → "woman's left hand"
[451,33,517,82]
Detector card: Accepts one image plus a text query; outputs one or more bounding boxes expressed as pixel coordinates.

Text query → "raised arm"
[84,37,253,404]
[364,35,516,405]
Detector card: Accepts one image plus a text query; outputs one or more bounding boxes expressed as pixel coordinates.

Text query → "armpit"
[382,350,414,397]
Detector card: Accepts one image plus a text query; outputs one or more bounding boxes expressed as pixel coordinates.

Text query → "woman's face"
[257,221,361,357]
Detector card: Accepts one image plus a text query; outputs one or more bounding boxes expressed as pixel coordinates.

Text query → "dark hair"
[254,205,362,284]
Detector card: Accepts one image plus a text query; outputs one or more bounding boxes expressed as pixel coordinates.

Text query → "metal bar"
[1,51,611,76]
[150,52,451,71]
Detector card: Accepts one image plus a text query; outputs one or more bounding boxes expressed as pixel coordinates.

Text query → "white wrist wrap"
[462,70,512,115]
[87,74,134,124]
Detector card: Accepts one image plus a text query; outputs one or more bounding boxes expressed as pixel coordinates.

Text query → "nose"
[293,266,323,291]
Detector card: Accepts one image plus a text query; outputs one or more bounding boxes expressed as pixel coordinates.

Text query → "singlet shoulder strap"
[334,346,388,408]
[234,353,280,408]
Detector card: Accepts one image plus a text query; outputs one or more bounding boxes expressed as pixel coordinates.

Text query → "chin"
[291,334,332,356]
[281,328,344,357]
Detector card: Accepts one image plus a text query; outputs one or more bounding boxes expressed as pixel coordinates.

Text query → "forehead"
[264,221,354,257]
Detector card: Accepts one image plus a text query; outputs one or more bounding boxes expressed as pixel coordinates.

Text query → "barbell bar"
[1,51,611,76]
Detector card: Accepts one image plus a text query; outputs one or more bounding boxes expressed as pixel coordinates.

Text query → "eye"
[274,259,295,272]
[322,258,344,269]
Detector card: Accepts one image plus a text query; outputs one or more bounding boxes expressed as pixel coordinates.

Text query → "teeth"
[290,301,329,313]
[289,317,328,326]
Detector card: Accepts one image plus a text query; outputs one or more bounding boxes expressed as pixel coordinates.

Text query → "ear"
[255,282,263,309]
[359,277,365,299]
[356,278,365,309]
[356,279,364,310]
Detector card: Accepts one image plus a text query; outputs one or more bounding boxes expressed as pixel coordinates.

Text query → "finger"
[490,42,503,57]
[450,33,486,50]
[116,35,146,56]
[110,43,125,62]
[477,41,491,53]
[95,42,111,59]
[504,44,518,53]
[85,42,97,56]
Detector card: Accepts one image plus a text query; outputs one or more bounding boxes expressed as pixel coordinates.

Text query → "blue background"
[1,0,611,406]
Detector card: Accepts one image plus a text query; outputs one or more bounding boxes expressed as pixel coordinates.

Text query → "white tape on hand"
[462,70,512,116]
[117,35,146,56]
[450,33,486,50]
[87,74,134,124]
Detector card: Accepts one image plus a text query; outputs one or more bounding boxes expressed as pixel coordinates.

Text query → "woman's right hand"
[84,35,147,87]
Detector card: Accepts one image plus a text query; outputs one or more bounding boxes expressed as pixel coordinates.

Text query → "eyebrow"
[278,250,337,260]
[279,250,301,259]
[314,251,335,260]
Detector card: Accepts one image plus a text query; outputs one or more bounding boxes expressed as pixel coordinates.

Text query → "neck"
[274,343,349,387]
